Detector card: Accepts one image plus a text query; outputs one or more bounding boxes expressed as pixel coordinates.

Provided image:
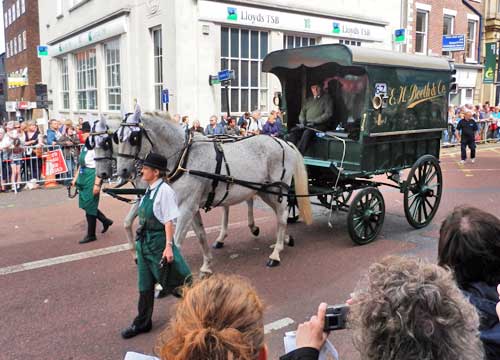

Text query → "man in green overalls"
[121,153,191,339]
[71,121,113,244]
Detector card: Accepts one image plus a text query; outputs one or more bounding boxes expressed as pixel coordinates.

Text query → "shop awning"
[262,44,452,72]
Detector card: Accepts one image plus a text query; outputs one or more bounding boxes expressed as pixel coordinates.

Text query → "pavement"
[1,143,500,360]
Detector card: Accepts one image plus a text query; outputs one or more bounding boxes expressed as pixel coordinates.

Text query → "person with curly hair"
[348,255,483,360]
[438,206,500,359]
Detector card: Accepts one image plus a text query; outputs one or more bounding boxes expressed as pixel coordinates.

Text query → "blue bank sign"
[442,35,465,52]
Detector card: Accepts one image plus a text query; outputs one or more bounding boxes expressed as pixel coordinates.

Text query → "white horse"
[90,115,262,263]
[114,111,312,274]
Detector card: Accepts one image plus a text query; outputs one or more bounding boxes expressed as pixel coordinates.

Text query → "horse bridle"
[88,123,115,162]
[113,122,155,161]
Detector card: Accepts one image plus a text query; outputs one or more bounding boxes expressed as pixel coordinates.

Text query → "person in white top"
[247,110,263,135]
[121,153,191,339]
[71,121,113,244]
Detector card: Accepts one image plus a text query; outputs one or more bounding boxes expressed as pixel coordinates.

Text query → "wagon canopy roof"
[262,44,451,72]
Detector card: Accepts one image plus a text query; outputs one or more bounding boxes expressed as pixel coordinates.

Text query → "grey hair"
[350,256,483,360]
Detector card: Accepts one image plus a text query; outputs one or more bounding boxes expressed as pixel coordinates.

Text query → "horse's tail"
[290,144,313,225]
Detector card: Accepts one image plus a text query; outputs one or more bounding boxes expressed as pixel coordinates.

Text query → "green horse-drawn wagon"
[263,44,453,244]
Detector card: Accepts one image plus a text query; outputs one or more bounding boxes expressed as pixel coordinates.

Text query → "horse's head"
[114,110,185,180]
[89,115,116,179]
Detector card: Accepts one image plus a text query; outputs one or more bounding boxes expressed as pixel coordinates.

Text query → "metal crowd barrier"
[0,144,84,190]
[442,118,500,147]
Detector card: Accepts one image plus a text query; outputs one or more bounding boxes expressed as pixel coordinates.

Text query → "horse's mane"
[143,111,174,124]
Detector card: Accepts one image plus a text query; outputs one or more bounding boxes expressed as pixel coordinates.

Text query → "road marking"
[264,317,295,334]
[0,217,268,276]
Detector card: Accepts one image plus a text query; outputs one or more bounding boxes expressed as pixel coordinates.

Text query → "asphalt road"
[1,143,500,360]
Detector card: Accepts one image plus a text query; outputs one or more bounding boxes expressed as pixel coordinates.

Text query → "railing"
[0,144,84,190]
[442,118,500,146]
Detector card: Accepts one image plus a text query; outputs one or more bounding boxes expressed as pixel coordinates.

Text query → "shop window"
[105,39,121,111]
[339,39,361,46]
[221,27,268,113]
[75,49,97,110]
[152,27,163,110]
[61,57,70,109]
[466,20,477,62]
[415,10,428,54]
[283,35,317,49]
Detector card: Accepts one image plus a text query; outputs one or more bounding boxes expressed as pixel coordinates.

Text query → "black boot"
[80,214,97,244]
[97,210,113,233]
[121,289,154,339]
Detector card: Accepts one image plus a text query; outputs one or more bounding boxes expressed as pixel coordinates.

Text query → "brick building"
[3,0,42,121]
[404,0,484,106]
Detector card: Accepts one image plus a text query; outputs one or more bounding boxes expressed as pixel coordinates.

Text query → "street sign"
[394,29,406,44]
[442,35,465,52]
[161,89,169,104]
[217,69,235,82]
[37,45,49,58]
[484,43,496,84]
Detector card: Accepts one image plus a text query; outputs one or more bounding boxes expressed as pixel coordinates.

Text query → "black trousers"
[287,127,317,154]
[132,288,155,329]
[86,210,109,237]
[461,138,476,160]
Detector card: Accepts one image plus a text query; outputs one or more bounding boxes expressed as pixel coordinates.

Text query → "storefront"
[450,64,482,106]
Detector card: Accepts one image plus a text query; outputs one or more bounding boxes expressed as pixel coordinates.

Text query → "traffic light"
[449,68,457,94]
[35,83,48,108]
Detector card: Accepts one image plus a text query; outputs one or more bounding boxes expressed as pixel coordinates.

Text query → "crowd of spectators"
[446,102,500,145]
[132,205,500,360]
[175,110,285,138]
[0,118,84,192]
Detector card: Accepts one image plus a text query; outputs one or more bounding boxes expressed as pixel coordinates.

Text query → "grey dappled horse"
[114,111,312,274]
[91,115,261,264]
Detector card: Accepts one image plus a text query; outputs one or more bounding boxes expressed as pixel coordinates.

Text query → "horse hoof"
[252,227,260,237]
[212,241,224,249]
[266,259,280,267]
[287,236,295,247]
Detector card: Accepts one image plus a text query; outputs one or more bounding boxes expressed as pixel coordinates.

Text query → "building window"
[18,34,22,52]
[152,28,163,110]
[61,57,70,109]
[13,38,17,55]
[12,5,16,21]
[339,39,362,46]
[56,0,63,17]
[6,43,9,58]
[21,0,25,13]
[22,31,26,50]
[104,39,121,111]
[8,8,11,25]
[442,15,454,56]
[75,49,97,110]
[8,41,11,58]
[221,27,269,113]
[16,1,20,18]
[4,13,7,28]
[466,20,477,61]
[415,10,428,54]
[283,35,316,49]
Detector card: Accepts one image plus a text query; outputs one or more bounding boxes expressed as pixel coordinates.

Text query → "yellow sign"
[8,77,28,87]
[388,81,447,109]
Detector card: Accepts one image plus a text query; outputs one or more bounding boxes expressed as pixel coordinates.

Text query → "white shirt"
[83,148,96,169]
[247,118,263,133]
[140,179,180,224]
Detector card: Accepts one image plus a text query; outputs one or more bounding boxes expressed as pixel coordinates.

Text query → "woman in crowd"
[262,113,282,137]
[24,120,41,180]
[121,153,191,340]
[438,206,500,359]
[57,125,79,184]
[5,122,24,192]
[71,121,113,244]
[190,120,204,135]
[0,128,7,192]
[247,111,263,135]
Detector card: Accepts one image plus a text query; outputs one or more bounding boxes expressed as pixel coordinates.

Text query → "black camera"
[324,304,349,331]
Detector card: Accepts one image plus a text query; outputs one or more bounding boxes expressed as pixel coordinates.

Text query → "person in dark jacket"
[456,109,479,164]
[262,113,282,137]
[438,206,500,360]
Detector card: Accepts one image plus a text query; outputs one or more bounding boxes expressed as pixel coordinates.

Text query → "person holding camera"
[121,153,191,340]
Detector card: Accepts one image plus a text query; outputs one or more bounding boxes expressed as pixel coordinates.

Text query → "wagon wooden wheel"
[403,155,443,229]
[347,187,385,245]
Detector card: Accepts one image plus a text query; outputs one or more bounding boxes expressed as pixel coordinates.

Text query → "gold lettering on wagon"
[388,81,447,109]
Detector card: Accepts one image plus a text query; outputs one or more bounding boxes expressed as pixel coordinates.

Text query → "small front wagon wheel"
[404,155,443,229]
[347,187,385,245]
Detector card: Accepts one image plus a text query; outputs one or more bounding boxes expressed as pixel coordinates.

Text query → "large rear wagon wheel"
[347,187,385,245]
[404,155,443,229]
